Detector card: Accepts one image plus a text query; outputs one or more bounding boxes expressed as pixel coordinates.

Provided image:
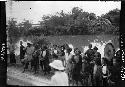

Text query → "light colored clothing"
[42,50,46,57]
[93,64,97,75]
[65,52,73,68]
[51,71,69,86]
[26,46,34,55]
[71,49,75,55]
[54,50,58,54]
[102,65,109,78]
[25,46,35,61]
[64,51,73,63]
[102,66,107,74]
[68,44,75,55]
[65,54,73,74]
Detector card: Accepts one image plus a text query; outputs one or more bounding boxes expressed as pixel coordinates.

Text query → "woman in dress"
[72,48,83,86]
[64,48,73,84]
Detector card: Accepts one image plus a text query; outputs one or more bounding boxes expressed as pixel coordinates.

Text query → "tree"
[8,18,20,44]
[101,8,120,34]
[101,8,120,27]
[20,19,32,36]
[71,7,83,20]
[38,7,120,35]
[21,19,32,31]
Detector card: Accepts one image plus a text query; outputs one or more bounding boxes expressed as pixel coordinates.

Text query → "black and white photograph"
[6,1,122,86]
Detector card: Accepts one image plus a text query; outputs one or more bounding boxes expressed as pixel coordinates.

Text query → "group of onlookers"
[8,40,121,86]
[48,43,121,86]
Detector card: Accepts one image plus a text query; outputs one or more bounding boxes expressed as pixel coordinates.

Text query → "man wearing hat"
[26,42,35,61]
[49,60,69,86]
[22,42,35,72]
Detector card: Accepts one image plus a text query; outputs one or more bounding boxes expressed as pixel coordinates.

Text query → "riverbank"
[7,65,51,86]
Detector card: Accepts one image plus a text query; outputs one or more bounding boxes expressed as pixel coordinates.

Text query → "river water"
[13,35,119,58]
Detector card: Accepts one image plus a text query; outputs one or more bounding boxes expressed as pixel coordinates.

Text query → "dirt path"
[7,66,51,86]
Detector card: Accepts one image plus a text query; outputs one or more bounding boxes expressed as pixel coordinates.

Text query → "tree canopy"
[7,7,120,43]
[39,7,120,35]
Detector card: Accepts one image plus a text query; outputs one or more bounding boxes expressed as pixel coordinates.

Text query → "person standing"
[93,46,101,59]
[109,57,121,86]
[20,41,25,65]
[64,48,73,67]
[102,57,112,86]
[72,48,83,86]
[65,48,73,84]
[93,54,103,86]
[85,44,95,63]
[42,46,51,75]
[58,45,65,66]
[22,42,34,73]
[49,60,69,86]
[39,48,44,71]
[9,44,16,64]
[10,49,16,64]
[85,45,97,86]
[26,43,35,62]
[52,45,58,60]
[32,44,40,74]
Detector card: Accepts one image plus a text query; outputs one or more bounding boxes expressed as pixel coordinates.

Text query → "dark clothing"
[24,62,29,69]
[40,60,44,71]
[39,50,45,71]
[82,60,90,74]
[81,60,90,86]
[61,50,65,56]
[107,59,113,66]
[53,53,58,59]
[32,50,40,73]
[94,57,101,66]
[72,55,82,69]
[103,58,113,74]
[10,52,16,64]
[20,45,25,60]
[93,66,103,86]
[85,49,94,62]
[43,49,51,74]
[94,52,101,59]
[109,65,121,86]
[72,55,82,81]
[103,78,108,87]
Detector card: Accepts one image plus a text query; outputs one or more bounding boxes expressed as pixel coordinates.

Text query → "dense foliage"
[38,7,120,35]
[7,7,120,44]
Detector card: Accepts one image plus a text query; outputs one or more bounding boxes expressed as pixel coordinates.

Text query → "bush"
[31,36,51,49]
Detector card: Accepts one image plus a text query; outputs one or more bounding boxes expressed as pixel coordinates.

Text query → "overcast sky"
[6,1,121,24]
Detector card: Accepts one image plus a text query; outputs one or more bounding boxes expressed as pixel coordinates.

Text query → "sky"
[6,1,121,24]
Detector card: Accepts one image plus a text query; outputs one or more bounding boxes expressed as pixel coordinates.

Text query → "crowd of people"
[8,40,121,86]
